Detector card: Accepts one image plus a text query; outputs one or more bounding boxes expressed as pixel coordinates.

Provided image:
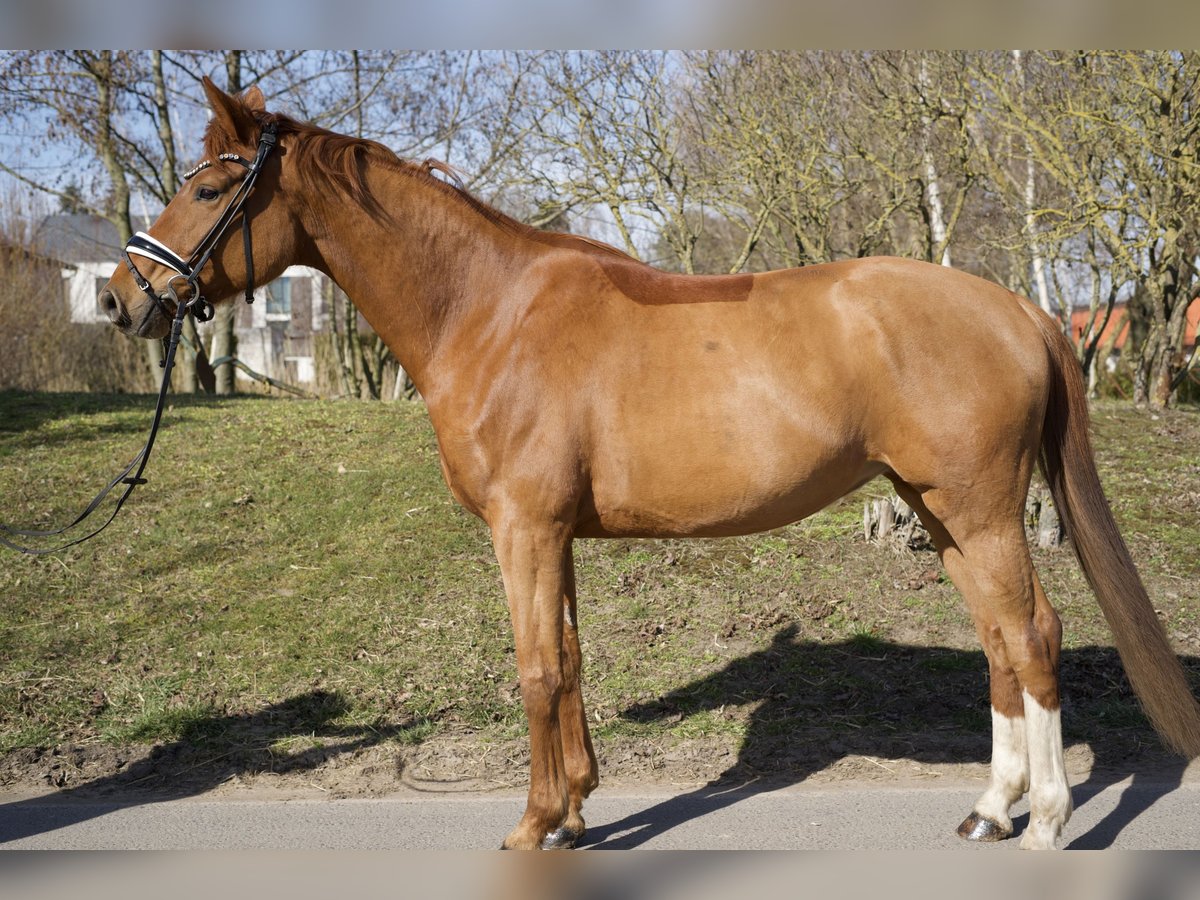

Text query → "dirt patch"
[0,731,981,800]
[1,712,1186,804]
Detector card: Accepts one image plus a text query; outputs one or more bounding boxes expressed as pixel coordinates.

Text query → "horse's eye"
[197,186,220,201]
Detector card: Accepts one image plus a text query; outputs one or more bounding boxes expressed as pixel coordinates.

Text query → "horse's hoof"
[540,826,582,849]
[956,811,1011,842]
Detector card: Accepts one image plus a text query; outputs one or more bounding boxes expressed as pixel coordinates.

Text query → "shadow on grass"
[587,624,1197,849]
[0,689,432,846]
[0,390,285,440]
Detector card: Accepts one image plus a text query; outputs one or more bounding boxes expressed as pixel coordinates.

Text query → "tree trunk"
[390,363,413,400]
[365,333,387,400]
[1012,51,1053,316]
[343,298,367,398]
[330,282,361,399]
[210,301,237,394]
[151,50,208,394]
[1152,299,1192,406]
[87,51,165,379]
[918,57,952,267]
[1135,259,1189,407]
[209,50,245,396]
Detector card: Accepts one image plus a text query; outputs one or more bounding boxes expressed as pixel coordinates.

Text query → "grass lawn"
[1,390,1198,792]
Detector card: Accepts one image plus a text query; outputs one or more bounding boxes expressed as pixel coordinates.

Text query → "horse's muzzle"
[98,288,130,329]
[99,287,167,338]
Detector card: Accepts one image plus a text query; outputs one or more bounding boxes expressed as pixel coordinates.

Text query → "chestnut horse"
[100,80,1200,850]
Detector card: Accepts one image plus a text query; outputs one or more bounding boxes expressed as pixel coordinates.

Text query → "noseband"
[122,120,278,324]
[0,122,279,555]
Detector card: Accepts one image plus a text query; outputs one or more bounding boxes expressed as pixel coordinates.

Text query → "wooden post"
[1037,497,1063,548]
[876,499,895,539]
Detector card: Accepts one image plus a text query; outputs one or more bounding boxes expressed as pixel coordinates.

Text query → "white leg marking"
[973,707,1029,834]
[1019,689,1072,850]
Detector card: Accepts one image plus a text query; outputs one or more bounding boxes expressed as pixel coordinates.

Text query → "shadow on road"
[585,625,1196,849]
[2,626,1193,850]
[0,689,429,845]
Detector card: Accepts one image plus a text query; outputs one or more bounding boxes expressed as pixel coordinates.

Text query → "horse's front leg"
[541,543,599,849]
[492,516,573,850]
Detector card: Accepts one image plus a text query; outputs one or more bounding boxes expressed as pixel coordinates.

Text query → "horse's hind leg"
[541,544,600,850]
[946,522,1069,848]
[894,483,1070,849]
[952,563,1066,845]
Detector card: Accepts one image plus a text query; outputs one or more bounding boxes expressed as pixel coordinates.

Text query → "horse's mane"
[203,109,634,262]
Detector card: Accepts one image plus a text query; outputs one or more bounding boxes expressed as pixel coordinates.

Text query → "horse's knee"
[978,605,1057,710]
[519,665,564,712]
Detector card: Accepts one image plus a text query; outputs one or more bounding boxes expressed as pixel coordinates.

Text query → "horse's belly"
[579,408,879,538]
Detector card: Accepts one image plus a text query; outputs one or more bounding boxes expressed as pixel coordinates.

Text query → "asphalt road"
[1,773,1198,850]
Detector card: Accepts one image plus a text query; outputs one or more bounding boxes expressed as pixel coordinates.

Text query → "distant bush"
[0,246,155,393]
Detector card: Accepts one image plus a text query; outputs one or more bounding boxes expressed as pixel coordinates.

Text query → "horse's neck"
[299,167,537,396]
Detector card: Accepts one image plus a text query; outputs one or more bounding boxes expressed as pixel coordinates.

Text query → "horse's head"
[100,78,300,339]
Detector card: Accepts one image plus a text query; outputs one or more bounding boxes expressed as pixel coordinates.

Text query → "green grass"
[1,391,1199,777]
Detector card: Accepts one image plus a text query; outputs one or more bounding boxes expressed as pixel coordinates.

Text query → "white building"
[36,214,330,388]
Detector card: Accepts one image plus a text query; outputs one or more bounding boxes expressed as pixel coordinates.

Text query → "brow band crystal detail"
[183,154,251,181]
[183,160,212,181]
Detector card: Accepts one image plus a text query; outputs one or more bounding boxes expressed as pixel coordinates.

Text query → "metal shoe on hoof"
[956,811,1011,842]
[540,826,582,849]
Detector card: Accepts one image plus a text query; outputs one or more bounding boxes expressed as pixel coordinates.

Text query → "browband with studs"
[182,153,254,181]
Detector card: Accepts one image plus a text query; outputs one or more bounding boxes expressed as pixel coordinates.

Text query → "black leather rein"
[1,122,279,556]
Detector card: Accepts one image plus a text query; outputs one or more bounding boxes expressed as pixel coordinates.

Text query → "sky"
[1,0,1194,223]
[0,62,213,234]
[1,0,1196,51]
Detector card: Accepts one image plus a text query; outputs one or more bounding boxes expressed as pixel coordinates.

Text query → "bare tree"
[198,51,244,395]
[975,51,1200,406]
[1010,50,1054,316]
[148,50,215,394]
[0,51,169,377]
[3,49,1198,406]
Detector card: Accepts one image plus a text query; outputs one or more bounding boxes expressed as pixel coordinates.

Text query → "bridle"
[123,120,278,324]
[0,121,280,555]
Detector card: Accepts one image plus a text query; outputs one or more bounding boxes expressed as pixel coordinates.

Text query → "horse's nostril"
[99,289,124,324]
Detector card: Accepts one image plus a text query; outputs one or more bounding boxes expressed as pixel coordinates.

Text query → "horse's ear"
[242,86,266,112]
[201,75,258,146]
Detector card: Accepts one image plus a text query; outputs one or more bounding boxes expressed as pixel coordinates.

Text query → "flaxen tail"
[1031,308,1200,757]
